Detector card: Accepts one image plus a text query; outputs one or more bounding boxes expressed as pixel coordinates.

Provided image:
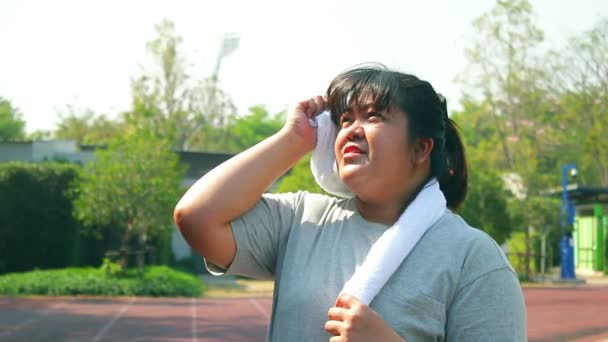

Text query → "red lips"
[343,145,363,154]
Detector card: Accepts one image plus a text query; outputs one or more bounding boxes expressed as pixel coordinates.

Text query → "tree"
[458,0,555,192]
[127,19,235,151]
[72,132,186,269]
[0,97,26,142]
[452,107,514,244]
[456,1,565,271]
[54,105,123,145]
[451,105,516,244]
[548,19,608,185]
[220,106,284,152]
[459,167,513,245]
[275,154,328,195]
[0,163,82,273]
[28,130,53,141]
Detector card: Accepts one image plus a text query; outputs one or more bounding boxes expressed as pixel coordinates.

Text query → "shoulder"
[425,211,516,285]
[262,191,354,211]
[263,191,342,208]
[263,191,352,220]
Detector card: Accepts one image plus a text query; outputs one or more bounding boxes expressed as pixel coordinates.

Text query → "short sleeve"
[446,267,527,341]
[204,191,304,280]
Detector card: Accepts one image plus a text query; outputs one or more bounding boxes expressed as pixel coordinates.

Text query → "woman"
[174,65,527,341]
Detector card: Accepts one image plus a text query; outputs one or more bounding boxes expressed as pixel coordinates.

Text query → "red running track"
[525,287,608,342]
[0,296,271,342]
[0,286,607,341]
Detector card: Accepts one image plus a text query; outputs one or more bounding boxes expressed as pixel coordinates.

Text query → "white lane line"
[0,299,71,338]
[90,297,135,342]
[249,299,269,319]
[191,298,198,342]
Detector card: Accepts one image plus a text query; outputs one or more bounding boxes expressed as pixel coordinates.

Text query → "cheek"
[334,130,347,156]
[370,133,411,164]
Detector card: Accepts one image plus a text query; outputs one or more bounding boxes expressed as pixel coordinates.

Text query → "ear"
[414,137,434,164]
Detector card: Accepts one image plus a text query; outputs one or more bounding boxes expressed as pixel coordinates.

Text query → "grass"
[203,277,274,298]
[0,265,204,297]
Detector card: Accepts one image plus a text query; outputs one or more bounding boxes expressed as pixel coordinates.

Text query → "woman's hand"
[281,96,326,153]
[324,294,405,342]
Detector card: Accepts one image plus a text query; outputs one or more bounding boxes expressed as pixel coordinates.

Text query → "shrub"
[0,162,82,273]
[0,266,204,297]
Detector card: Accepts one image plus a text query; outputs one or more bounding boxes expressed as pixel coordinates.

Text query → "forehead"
[328,73,400,123]
[343,95,391,112]
[344,102,403,118]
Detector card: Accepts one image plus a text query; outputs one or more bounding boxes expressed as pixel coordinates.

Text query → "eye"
[340,113,352,126]
[368,111,383,121]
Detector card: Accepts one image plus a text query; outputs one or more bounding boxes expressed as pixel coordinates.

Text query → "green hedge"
[0,162,83,273]
[0,162,174,274]
[0,266,204,297]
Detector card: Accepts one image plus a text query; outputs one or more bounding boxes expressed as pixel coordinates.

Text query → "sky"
[1,0,607,133]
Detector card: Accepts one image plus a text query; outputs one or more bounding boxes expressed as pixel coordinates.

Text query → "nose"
[344,119,365,141]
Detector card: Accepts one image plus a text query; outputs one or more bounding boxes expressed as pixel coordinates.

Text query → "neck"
[355,175,432,226]
[355,197,404,226]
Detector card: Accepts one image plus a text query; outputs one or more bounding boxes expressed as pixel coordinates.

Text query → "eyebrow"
[348,101,375,113]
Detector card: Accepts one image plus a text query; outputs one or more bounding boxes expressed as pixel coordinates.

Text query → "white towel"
[309,111,447,305]
[339,180,446,304]
[309,111,353,198]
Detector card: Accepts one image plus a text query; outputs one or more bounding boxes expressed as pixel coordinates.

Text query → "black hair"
[325,64,468,210]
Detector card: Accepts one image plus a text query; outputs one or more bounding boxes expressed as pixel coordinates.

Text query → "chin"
[339,165,367,188]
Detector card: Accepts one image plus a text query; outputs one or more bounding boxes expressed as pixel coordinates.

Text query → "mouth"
[343,145,364,155]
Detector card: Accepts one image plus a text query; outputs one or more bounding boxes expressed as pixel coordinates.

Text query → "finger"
[327,306,348,321]
[336,293,361,308]
[324,320,343,336]
[304,98,318,117]
[329,336,345,342]
[295,99,311,115]
[296,97,316,111]
[313,95,326,114]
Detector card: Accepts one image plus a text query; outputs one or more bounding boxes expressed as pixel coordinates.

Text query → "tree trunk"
[487,96,515,170]
[136,232,146,273]
[120,220,134,269]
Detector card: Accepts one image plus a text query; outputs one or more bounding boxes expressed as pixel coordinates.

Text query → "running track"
[0,287,607,341]
[0,297,271,341]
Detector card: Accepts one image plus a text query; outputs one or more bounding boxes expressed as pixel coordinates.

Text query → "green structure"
[574,204,606,272]
[567,186,608,273]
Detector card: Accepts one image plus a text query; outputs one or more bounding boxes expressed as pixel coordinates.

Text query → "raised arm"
[173,97,325,268]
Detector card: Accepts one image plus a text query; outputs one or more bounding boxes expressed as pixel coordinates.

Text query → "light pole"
[206,33,239,147]
[560,163,577,280]
[212,32,240,81]
[208,33,240,126]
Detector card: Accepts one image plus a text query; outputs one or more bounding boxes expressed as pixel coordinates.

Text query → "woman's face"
[334,104,421,202]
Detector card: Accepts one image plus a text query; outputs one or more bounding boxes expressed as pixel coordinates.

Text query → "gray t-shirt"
[206,191,527,341]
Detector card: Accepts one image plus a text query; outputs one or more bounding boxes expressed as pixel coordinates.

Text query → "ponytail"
[439,118,468,210]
